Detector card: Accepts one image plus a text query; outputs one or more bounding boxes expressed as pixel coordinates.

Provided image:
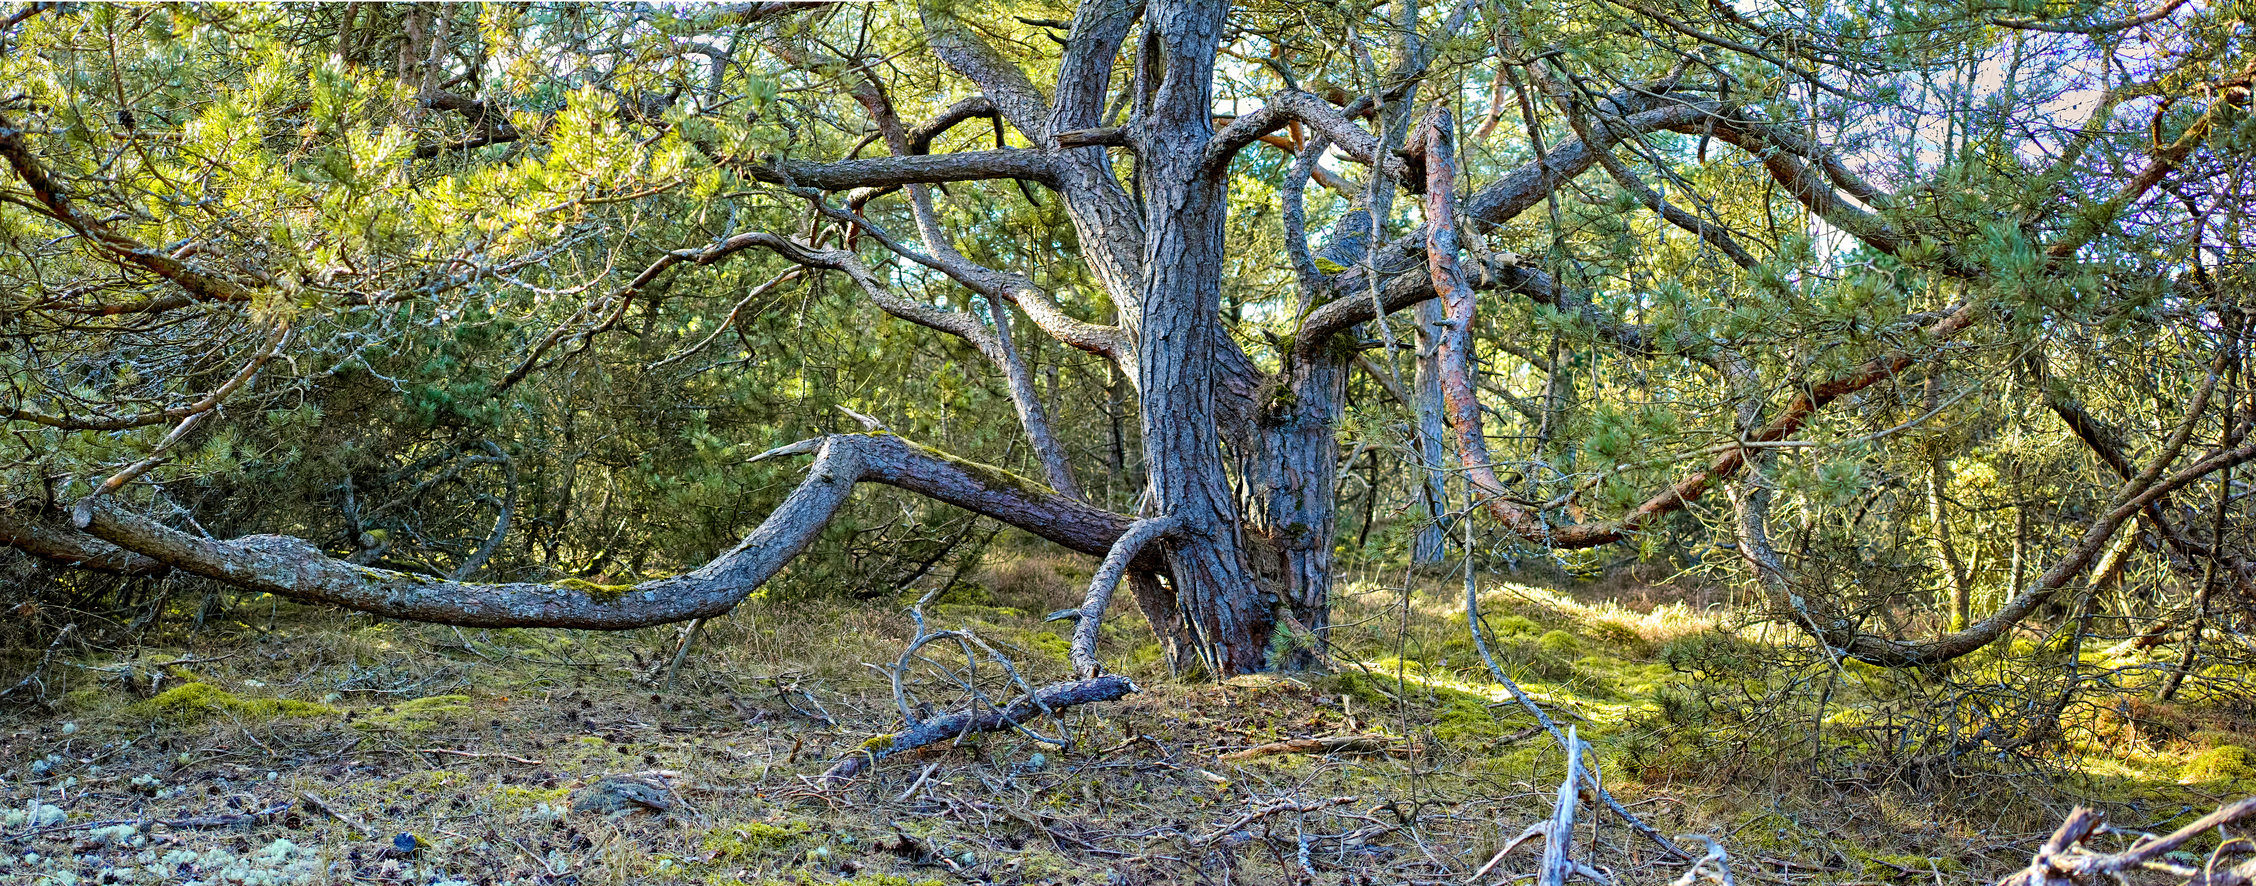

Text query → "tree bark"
[1410,299,1453,568]
[0,503,170,577]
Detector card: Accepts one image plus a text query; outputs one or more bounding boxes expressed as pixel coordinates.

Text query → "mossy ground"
[0,551,2246,884]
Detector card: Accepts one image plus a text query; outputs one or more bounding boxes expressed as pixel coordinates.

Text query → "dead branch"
[819,675,1137,783]
[2002,800,2256,886]
[1190,796,1356,847]
[1537,727,1582,886]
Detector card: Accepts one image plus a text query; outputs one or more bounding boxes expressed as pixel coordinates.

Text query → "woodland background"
[0,1,2252,884]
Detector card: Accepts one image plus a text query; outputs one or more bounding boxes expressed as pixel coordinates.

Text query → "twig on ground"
[896,761,942,803]
[1191,796,1356,848]
[1217,734,1401,762]
[298,791,372,837]
[415,747,546,765]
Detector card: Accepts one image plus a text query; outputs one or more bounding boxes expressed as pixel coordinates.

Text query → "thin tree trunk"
[1925,447,1974,631]
[1411,300,1452,567]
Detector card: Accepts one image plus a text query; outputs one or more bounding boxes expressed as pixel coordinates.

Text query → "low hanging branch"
[55,433,1145,630]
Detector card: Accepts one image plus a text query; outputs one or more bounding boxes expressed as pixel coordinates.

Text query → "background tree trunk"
[1412,300,1454,568]
[1249,348,1348,666]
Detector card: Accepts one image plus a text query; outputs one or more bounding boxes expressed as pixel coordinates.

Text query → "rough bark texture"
[0,504,171,577]
[1247,346,1348,661]
[1131,0,1271,676]
[1410,299,1453,567]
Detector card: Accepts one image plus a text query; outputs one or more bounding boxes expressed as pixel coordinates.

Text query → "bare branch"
[742,149,1059,192]
[0,504,169,577]
[65,433,1141,629]
[820,674,1137,782]
[1068,515,1180,676]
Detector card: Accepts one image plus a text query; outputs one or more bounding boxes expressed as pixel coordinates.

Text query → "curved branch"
[911,95,1002,155]
[1068,515,1180,677]
[842,76,1127,373]
[66,433,1141,629]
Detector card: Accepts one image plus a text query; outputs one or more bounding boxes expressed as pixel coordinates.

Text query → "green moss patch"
[2180,743,2255,784]
[556,577,635,602]
[704,820,810,861]
[133,682,335,724]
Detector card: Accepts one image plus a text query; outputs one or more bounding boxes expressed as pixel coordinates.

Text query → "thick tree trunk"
[1133,0,1271,676]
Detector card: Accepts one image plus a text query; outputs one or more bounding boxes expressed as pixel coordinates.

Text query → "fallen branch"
[298,791,372,837]
[10,802,299,842]
[1537,728,1583,886]
[1191,795,1356,847]
[1217,734,1400,762]
[159,803,294,830]
[821,675,1137,783]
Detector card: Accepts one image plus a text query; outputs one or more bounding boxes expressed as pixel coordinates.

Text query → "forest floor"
[1,550,2250,886]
